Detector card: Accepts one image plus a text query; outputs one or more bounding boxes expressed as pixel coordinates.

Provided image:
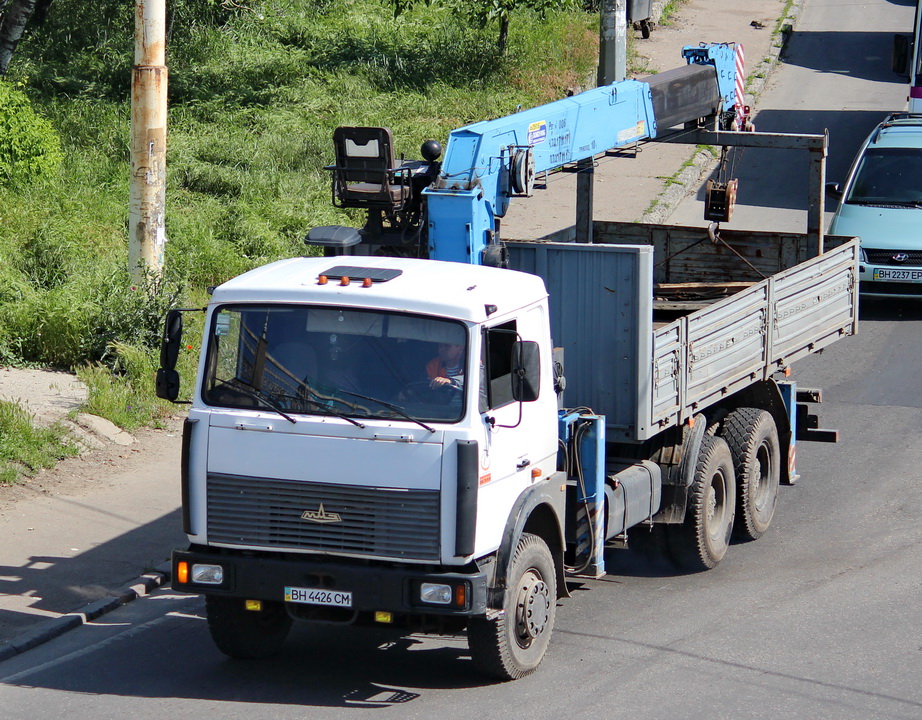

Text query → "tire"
[205,596,292,659]
[667,434,736,572]
[721,408,780,541]
[468,533,556,680]
[640,19,652,39]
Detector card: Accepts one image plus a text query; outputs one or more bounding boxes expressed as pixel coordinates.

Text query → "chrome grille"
[207,473,440,560]
[865,249,922,265]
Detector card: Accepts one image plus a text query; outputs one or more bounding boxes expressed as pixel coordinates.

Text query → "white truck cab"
[167,255,567,677]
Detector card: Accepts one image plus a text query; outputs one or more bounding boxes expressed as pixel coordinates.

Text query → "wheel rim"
[514,569,551,648]
[752,442,773,510]
[705,469,728,542]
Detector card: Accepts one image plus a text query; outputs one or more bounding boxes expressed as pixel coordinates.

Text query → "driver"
[426,342,464,392]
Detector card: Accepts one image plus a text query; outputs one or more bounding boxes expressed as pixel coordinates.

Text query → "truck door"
[474,311,555,549]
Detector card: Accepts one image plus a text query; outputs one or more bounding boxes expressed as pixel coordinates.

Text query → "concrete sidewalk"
[0,0,799,662]
[0,420,185,660]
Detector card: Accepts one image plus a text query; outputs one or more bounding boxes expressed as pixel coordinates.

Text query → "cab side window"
[482,321,517,411]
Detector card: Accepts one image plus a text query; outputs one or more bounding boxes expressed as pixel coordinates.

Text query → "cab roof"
[210,255,548,323]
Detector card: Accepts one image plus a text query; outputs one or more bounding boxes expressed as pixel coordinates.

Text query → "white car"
[828,112,922,297]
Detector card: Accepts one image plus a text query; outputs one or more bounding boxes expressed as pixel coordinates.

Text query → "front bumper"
[172,547,489,617]
[859,262,922,297]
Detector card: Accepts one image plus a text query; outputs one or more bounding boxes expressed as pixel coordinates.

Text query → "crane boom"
[424,43,739,264]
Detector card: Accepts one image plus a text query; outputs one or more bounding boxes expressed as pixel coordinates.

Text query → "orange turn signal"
[176,561,189,584]
[455,584,467,607]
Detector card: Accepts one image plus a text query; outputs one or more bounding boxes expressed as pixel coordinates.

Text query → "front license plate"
[284,586,353,608]
[873,268,922,282]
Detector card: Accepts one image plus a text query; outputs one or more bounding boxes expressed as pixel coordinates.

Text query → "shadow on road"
[0,507,183,643]
[0,597,502,706]
[859,295,922,321]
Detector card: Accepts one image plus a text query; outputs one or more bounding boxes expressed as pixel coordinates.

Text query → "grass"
[0,400,78,484]
[657,0,687,26]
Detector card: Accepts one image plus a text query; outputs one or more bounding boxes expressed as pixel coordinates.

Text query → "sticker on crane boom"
[617,121,645,145]
[527,121,547,145]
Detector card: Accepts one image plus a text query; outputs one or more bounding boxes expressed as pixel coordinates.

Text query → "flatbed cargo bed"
[507,221,858,442]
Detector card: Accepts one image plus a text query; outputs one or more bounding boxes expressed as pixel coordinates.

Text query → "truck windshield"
[201,305,468,423]
[845,146,922,206]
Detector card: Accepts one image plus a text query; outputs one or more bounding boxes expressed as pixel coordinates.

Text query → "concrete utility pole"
[129,0,168,281]
[598,0,627,86]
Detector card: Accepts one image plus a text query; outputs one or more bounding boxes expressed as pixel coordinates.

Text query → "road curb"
[640,0,804,223]
[0,562,171,663]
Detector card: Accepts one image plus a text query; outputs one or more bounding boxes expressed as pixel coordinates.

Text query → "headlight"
[419,582,453,605]
[191,563,225,584]
[859,247,868,263]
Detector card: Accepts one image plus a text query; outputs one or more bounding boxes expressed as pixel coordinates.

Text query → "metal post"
[129,0,168,281]
[807,132,828,257]
[655,128,830,253]
[575,158,594,243]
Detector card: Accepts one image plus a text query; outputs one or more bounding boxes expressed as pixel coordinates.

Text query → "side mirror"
[511,341,540,403]
[156,309,184,401]
[156,368,181,402]
[825,181,842,200]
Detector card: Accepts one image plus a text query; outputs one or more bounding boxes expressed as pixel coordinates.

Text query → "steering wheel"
[403,379,453,401]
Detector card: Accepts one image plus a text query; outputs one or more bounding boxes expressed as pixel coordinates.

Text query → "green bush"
[0,80,63,187]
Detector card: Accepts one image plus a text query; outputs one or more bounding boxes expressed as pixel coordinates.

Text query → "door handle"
[235,422,273,432]
[516,458,531,470]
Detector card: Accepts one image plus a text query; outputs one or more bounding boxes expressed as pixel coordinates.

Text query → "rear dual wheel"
[668,434,736,571]
[721,407,781,541]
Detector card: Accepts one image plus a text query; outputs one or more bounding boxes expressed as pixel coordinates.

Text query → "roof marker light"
[318,275,328,285]
[340,276,350,286]
[362,277,373,287]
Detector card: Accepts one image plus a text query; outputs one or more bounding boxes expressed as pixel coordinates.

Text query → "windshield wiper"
[848,199,922,208]
[335,388,436,433]
[884,201,922,208]
[217,377,296,424]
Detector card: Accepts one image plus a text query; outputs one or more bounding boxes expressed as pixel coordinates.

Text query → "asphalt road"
[1,0,920,717]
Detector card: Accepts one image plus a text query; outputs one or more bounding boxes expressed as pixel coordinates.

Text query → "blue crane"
[310,43,741,265]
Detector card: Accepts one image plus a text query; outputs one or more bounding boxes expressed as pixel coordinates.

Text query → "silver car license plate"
[873,268,922,282]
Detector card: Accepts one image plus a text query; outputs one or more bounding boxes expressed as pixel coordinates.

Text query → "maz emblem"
[301,503,342,523]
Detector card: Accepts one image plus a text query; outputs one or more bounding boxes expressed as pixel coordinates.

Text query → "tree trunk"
[497,14,509,55]
[0,0,38,76]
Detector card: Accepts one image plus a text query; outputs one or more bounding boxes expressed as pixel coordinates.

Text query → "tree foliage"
[393,0,580,53]
[0,78,62,185]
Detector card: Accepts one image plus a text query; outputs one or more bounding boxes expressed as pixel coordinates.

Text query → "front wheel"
[667,434,736,572]
[205,596,292,659]
[468,533,557,680]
